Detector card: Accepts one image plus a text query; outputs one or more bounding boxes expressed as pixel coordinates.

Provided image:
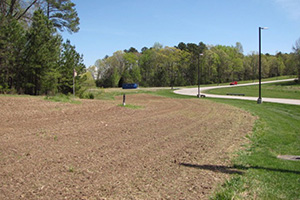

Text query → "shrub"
[79,92,94,99]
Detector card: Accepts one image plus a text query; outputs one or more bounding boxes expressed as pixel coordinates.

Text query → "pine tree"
[58,39,85,94]
[0,16,25,93]
[1,0,80,33]
[23,10,61,95]
[45,0,80,33]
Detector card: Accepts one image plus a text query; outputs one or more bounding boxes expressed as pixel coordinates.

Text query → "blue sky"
[61,0,300,67]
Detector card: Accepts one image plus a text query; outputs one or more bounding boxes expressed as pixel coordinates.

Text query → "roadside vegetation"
[87,87,198,101]
[185,75,296,88]
[83,76,297,101]
[205,80,300,99]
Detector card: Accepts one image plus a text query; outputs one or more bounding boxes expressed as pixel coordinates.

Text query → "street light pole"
[171,63,174,90]
[257,27,268,104]
[197,53,203,98]
[73,68,77,97]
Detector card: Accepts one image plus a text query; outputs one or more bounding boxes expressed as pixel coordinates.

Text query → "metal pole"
[171,63,174,90]
[197,53,200,98]
[73,70,75,97]
[257,27,262,104]
[123,94,126,106]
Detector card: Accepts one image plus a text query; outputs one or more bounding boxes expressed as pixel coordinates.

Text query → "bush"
[0,86,17,94]
[88,93,94,99]
[79,92,94,99]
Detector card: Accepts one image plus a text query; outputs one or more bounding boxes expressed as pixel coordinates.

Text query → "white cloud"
[274,0,300,20]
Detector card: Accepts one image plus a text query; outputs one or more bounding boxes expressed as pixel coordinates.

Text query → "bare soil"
[0,94,255,199]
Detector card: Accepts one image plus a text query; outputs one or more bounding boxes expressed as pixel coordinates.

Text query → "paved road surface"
[174,79,300,105]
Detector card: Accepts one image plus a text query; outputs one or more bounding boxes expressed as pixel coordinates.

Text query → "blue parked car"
[122,83,138,89]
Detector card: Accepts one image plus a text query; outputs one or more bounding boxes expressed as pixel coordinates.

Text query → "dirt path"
[0,94,255,199]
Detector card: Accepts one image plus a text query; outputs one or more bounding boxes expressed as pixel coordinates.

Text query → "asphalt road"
[174,79,300,105]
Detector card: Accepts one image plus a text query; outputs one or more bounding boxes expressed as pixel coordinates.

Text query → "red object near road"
[230,81,238,85]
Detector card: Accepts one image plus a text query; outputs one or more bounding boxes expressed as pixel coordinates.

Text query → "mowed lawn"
[205,81,300,99]
[209,98,300,200]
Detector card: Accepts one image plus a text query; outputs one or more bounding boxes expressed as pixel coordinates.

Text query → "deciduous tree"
[293,38,300,82]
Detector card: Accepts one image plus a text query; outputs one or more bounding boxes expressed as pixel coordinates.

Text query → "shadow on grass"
[273,80,299,86]
[179,163,300,175]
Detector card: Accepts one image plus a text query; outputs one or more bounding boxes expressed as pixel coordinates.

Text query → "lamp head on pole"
[260,27,269,30]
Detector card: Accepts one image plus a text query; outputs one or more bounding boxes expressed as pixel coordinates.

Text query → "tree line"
[2,1,299,93]
[90,41,300,88]
[0,0,86,95]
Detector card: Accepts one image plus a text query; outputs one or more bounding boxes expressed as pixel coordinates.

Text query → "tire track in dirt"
[0,95,255,199]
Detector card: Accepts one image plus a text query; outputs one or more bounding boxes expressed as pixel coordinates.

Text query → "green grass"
[144,89,300,199]
[206,81,300,99]
[44,94,81,104]
[208,98,300,200]
[87,87,197,100]
[0,94,41,98]
[184,75,296,88]
[86,76,297,100]
[117,104,144,109]
[87,88,153,100]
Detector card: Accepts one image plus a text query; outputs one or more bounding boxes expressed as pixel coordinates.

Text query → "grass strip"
[44,94,81,104]
[117,104,144,109]
[185,75,296,88]
[208,99,300,200]
[205,81,300,99]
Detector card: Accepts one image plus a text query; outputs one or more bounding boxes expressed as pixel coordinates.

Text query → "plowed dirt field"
[0,94,255,199]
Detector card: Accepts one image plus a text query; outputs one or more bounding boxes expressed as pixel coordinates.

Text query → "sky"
[61,0,300,67]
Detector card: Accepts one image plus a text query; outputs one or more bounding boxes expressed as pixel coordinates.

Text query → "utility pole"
[257,27,268,104]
